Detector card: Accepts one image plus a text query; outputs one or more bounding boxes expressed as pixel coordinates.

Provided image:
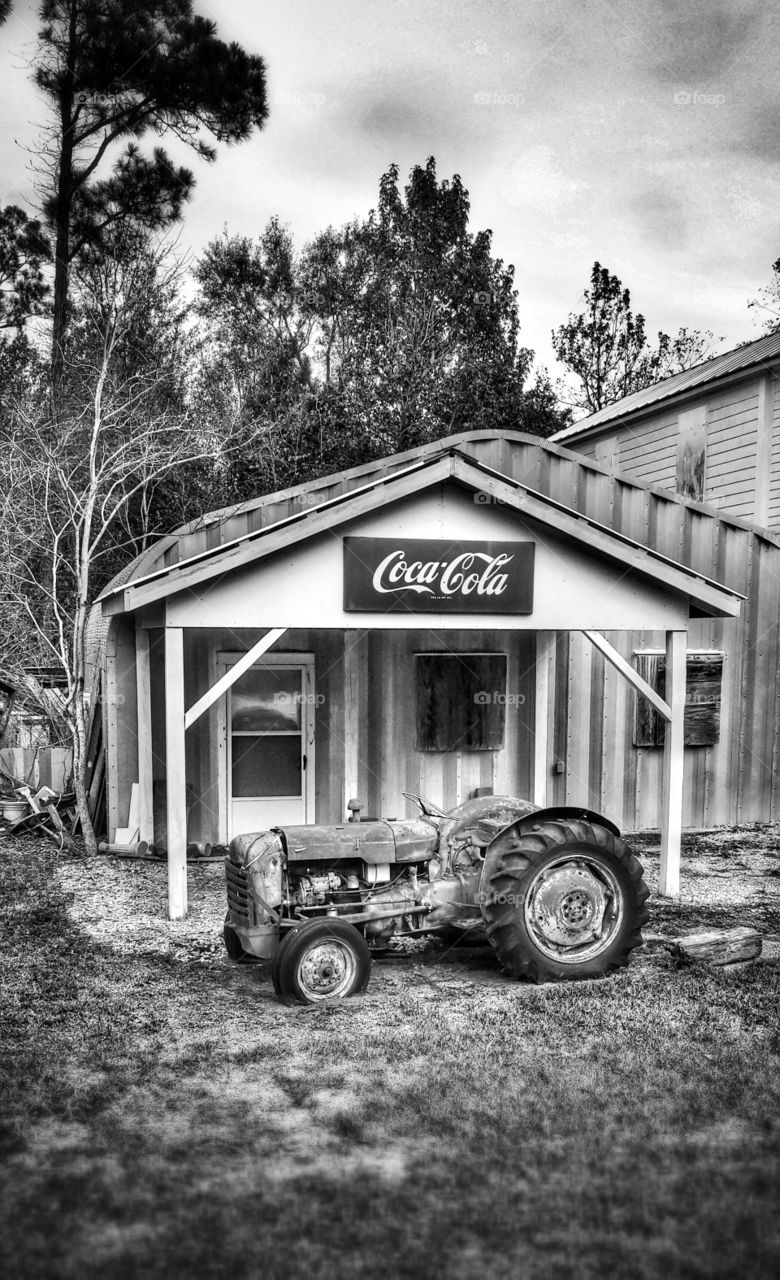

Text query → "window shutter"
[634,652,723,748]
[417,654,506,752]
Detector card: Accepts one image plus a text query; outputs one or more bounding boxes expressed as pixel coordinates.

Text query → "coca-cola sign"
[343,537,534,614]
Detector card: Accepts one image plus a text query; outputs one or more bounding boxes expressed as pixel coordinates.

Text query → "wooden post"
[135,628,155,844]
[165,626,188,920]
[533,632,553,807]
[660,629,686,897]
[344,631,360,816]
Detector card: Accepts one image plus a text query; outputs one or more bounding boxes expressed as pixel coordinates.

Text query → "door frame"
[215,650,316,841]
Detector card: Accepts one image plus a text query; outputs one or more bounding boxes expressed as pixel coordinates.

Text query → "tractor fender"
[505,805,622,840]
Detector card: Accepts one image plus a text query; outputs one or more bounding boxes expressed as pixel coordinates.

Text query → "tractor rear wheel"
[479,819,649,983]
[272,918,372,1005]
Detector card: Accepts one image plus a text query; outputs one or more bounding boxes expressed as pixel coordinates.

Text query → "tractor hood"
[278,818,438,865]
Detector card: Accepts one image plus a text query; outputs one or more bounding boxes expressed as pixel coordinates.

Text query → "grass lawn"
[1,830,778,1279]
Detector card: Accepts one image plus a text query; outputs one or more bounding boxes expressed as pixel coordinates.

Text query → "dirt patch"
[48,823,780,997]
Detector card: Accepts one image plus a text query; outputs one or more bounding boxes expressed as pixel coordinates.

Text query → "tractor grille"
[225,858,250,920]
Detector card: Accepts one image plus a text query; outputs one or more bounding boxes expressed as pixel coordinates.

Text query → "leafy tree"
[307,159,565,459]
[191,219,317,502]
[553,262,713,415]
[33,0,268,378]
[0,204,51,333]
[748,257,780,334]
[192,159,568,503]
[0,206,50,451]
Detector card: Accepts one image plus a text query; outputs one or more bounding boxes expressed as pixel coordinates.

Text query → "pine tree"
[33,0,268,379]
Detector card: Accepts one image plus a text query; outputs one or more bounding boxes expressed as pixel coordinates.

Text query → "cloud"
[732,100,780,165]
[628,183,689,250]
[498,144,586,213]
[641,0,767,83]
[353,93,444,149]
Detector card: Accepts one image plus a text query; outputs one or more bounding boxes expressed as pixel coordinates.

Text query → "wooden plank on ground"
[668,927,762,965]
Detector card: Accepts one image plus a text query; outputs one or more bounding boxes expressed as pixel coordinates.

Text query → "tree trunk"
[72,695,97,856]
[51,197,72,390]
[50,0,79,391]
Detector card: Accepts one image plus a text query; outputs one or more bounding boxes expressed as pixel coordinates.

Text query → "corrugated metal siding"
[705,390,759,519]
[494,435,778,831]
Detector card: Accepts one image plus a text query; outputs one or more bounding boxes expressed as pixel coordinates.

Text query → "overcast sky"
[1,0,779,375]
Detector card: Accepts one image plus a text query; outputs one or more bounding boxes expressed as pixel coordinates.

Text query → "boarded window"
[634,652,723,748]
[417,653,506,752]
[676,406,707,501]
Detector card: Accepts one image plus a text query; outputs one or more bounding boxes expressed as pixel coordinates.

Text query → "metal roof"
[552,329,780,443]
[100,448,742,621]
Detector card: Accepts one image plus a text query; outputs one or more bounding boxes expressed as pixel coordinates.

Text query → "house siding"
[705,389,759,518]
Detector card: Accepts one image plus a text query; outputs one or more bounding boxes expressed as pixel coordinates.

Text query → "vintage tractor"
[223,794,650,1005]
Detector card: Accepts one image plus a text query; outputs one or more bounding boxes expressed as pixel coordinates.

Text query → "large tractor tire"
[479,818,649,983]
[272,918,372,1005]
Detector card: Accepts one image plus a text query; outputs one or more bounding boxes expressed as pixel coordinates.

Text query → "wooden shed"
[98,432,742,918]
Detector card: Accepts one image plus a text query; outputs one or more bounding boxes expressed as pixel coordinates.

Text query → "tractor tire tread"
[480,819,649,983]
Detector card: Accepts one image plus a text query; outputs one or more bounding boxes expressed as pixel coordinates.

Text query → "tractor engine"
[226,817,446,953]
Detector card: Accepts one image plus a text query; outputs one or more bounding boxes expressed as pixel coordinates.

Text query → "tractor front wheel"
[223,915,250,963]
[480,819,649,983]
[272,919,372,1005]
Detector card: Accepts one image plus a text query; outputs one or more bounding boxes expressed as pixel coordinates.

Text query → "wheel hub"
[298,941,356,998]
[527,860,613,953]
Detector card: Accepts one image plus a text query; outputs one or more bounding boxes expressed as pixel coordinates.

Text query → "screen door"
[225,658,314,836]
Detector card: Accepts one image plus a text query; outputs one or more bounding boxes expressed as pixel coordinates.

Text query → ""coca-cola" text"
[372,549,513,597]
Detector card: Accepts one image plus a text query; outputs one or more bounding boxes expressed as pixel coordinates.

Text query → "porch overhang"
[101,451,742,625]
